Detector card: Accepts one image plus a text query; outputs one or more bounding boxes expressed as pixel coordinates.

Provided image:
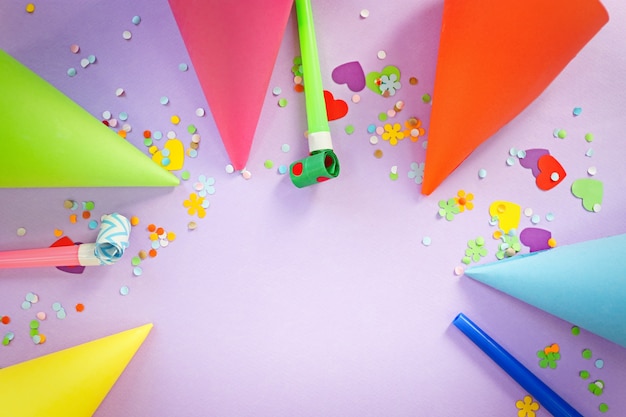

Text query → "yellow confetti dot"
[26,3,35,13]
[130,216,140,226]
[148,145,159,155]
[548,237,557,248]
[149,232,159,241]
[171,115,180,125]
[492,230,503,240]
[166,231,176,241]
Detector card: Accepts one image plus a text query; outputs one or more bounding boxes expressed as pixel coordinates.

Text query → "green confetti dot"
[29,320,39,329]
[131,256,141,266]
[557,129,567,139]
[83,201,95,210]
[599,403,609,413]
[264,160,274,169]
[585,132,594,142]
[389,171,398,181]
[278,98,288,107]
[181,171,191,181]
[579,370,590,379]
[571,325,580,336]
[187,124,197,134]
[345,124,355,135]
[422,93,431,104]
[143,138,153,147]
[582,348,592,359]
[378,112,388,122]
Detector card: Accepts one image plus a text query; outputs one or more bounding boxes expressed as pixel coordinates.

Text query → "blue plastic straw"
[453,313,583,417]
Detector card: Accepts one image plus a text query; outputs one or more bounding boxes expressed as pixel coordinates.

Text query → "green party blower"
[289,0,340,188]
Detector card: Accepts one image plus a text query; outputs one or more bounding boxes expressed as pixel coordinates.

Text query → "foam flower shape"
[379,74,401,96]
[183,193,206,219]
[454,189,474,212]
[537,350,561,369]
[404,117,426,142]
[496,233,522,259]
[516,395,540,417]
[438,198,460,221]
[194,175,216,197]
[382,123,405,146]
[464,237,487,263]
[408,162,425,185]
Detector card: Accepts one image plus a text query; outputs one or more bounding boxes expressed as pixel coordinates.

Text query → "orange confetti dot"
[294,84,304,93]
[53,229,63,237]
[148,249,158,258]
[548,237,557,248]
[130,216,140,226]
[156,227,165,235]
[118,130,127,138]
[75,303,85,312]
[82,211,91,219]
[1,316,10,325]
[69,214,78,223]
[143,130,152,138]
[147,224,156,232]
[38,334,46,344]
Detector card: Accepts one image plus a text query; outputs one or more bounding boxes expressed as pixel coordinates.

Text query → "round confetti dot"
[264,160,274,169]
[181,170,191,181]
[477,168,487,179]
[188,221,197,230]
[130,216,140,226]
[351,94,361,103]
[21,301,31,310]
[26,3,35,13]
[80,58,90,68]
[571,325,580,335]
[369,135,379,145]
[281,143,290,153]
[132,15,141,25]
[195,107,205,117]
[133,266,143,276]
[545,212,555,222]
[422,236,432,246]
[225,164,235,174]
[506,157,516,166]
[32,334,41,344]
[179,63,188,71]
[557,129,567,139]
[160,96,169,105]
[595,359,604,369]
[241,169,252,180]
[599,403,608,413]
[272,86,282,96]
[587,166,597,176]
[378,112,388,122]
[88,220,98,230]
[550,172,560,181]
[345,125,355,135]
[56,309,67,319]
[573,107,582,116]
[52,302,62,311]
[75,303,85,312]
[131,256,141,266]
[360,9,369,18]
[377,50,386,59]
[278,165,287,175]
[523,207,533,217]
[16,227,26,236]
[88,55,96,64]
[67,67,77,77]
[530,214,540,224]
[584,132,594,143]
[422,93,431,104]
[593,203,601,213]
[166,130,176,139]
[122,30,132,40]
[374,149,383,159]
[1,316,10,325]
[278,98,288,107]
[453,266,464,276]
[516,149,526,159]
[115,88,125,97]
[171,115,180,125]
[547,238,557,248]
[582,348,592,359]
[36,311,46,320]
[409,77,418,85]
[120,286,130,296]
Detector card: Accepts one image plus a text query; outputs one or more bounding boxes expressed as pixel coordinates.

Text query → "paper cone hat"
[465,234,626,348]
[0,323,152,417]
[168,0,293,171]
[420,0,608,195]
[0,50,179,188]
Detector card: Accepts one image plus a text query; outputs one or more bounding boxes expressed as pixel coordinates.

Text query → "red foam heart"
[323,90,348,121]
[536,154,566,190]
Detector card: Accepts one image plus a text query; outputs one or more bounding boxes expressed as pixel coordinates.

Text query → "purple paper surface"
[1,1,625,416]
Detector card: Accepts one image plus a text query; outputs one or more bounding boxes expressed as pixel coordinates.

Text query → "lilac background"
[1,0,625,416]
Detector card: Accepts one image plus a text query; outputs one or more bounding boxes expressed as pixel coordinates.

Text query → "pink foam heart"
[331,61,365,92]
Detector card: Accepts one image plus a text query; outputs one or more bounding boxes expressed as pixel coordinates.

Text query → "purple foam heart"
[520,227,552,252]
[332,61,365,92]
[519,148,550,177]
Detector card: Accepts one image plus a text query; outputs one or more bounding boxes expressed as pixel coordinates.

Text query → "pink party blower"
[0,213,130,269]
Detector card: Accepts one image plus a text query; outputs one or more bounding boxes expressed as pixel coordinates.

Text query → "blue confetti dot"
[88,54,96,64]
[52,302,62,311]
[119,112,128,121]
[88,220,98,230]
[573,107,582,116]
[367,124,376,134]
[160,96,169,105]
[133,266,143,276]
[278,165,287,175]
[188,149,198,158]
[422,236,432,246]
[120,286,130,296]
[153,130,163,140]
[161,157,170,166]
[179,63,188,72]
[132,15,141,25]
[67,67,77,77]
[478,168,487,179]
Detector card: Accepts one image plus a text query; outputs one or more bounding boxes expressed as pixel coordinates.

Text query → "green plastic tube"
[290,0,340,188]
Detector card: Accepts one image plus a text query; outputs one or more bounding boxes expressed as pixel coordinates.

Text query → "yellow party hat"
[0,323,152,417]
